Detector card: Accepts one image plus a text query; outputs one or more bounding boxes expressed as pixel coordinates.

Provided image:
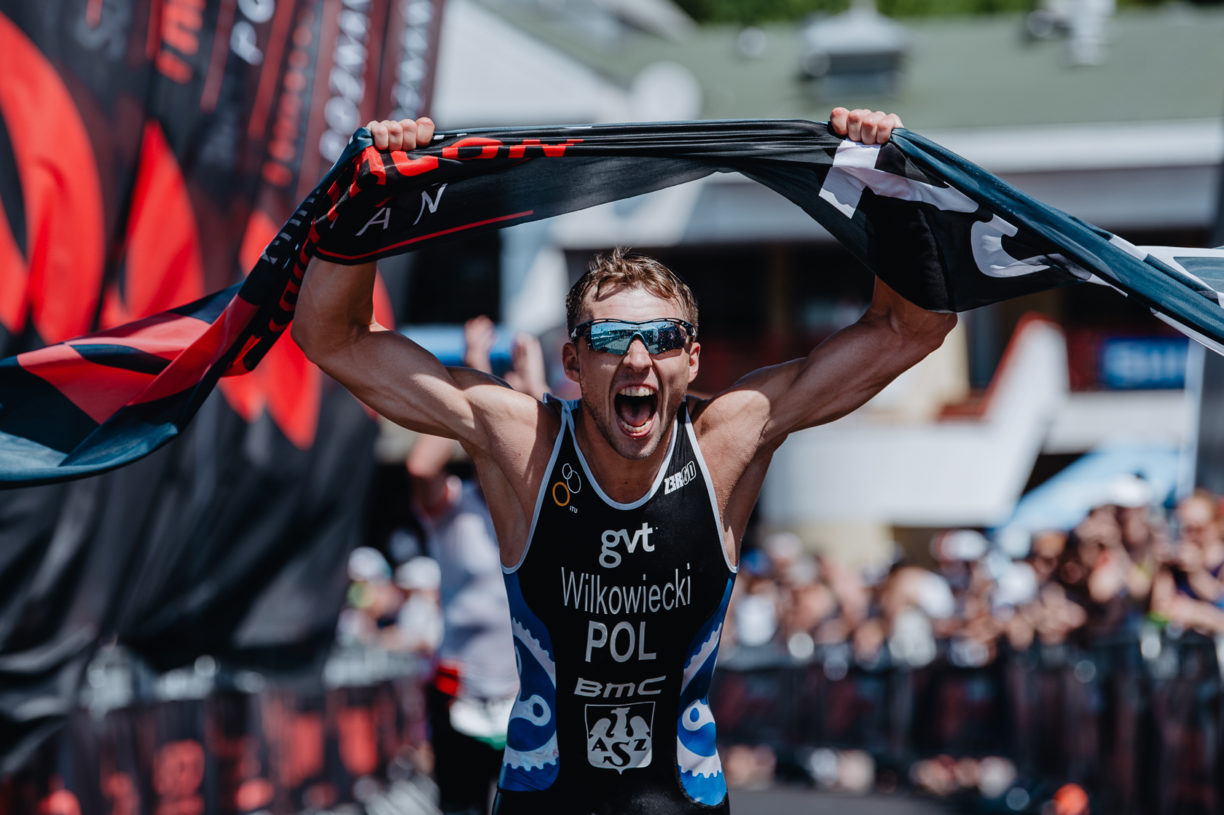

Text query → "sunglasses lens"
[587,325,626,349]
[584,321,689,355]
[589,325,634,354]
[645,323,686,352]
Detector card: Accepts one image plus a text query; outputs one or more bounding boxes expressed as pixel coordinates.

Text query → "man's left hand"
[828,107,903,145]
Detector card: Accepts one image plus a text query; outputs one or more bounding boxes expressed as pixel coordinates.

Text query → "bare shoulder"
[688,373,783,494]
[690,361,800,459]
[452,367,562,464]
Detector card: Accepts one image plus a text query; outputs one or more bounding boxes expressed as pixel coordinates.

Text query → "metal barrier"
[0,646,439,815]
[711,629,1224,813]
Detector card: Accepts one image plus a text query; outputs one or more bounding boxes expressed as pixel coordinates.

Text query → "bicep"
[698,276,957,445]
[294,257,507,444]
[752,301,953,443]
[704,328,901,455]
[318,326,485,439]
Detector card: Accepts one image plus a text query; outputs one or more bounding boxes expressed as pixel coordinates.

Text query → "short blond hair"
[566,248,698,336]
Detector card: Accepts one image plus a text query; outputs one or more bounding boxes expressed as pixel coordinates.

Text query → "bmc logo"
[599,523,654,568]
[664,461,697,494]
[575,675,665,698]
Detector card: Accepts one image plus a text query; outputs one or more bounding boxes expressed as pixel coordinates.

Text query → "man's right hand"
[365,117,436,152]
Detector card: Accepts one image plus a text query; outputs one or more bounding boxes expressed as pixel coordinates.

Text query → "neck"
[572,406,674,504]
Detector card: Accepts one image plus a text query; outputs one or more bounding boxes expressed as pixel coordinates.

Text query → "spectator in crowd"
[408,316,548,815]
[1108,474,1163,600]
[764,533,829,657]
[777,558,844,656]
[877,552,957,667]
[1019,529,1085,646]
[337,546,406,647]
[816,552,872,636]
[1027,529,1067,586]
[1150,489,1224,634]
[1025,579,1087,648]
[392,556,444,655]
[1059,506,1136,641]
[727,548,785,653]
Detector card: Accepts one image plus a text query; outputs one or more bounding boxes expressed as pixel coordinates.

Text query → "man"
[294,107,956,814]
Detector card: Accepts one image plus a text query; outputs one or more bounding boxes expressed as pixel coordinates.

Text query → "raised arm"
[293,249,488,441]
[756,273,955,442]
[695,110,956,528]
[292,118,540,449]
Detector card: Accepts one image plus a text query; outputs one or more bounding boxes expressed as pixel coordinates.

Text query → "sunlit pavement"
[730,786,960,814]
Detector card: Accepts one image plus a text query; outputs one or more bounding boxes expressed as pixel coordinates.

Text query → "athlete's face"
[563,285,700,461]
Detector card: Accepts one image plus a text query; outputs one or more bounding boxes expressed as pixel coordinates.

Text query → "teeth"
[618,386,655,397]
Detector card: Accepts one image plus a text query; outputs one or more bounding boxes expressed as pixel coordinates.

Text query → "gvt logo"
[599,523,654,568]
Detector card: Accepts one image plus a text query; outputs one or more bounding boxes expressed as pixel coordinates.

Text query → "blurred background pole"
[1186,99,1224,497]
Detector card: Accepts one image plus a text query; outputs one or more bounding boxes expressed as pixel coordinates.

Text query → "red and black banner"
[0,0,444,773]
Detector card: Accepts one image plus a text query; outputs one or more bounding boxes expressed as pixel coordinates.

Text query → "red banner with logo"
[0,0,445,773]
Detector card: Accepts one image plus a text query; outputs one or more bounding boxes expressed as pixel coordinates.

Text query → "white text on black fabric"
[561,568,691,615]
[599,523,654,568]
[585,621,657,662]
[664,461,697,494]
[575,675,666,697]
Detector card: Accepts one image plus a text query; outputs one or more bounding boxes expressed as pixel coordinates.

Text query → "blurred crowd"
[723,477,1224,671]
[337,543,445,657]
[713,476,1224,811]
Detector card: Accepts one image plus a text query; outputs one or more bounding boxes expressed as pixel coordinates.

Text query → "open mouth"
[614,385,658,435]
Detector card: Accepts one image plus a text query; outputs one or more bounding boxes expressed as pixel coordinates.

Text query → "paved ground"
[385,776,966,814]
[730,786,961,815]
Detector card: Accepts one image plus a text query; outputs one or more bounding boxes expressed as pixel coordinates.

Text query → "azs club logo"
[585,703,653,773]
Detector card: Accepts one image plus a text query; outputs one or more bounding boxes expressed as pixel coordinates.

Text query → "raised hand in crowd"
[462,315,498,374]
[505,333,549,401]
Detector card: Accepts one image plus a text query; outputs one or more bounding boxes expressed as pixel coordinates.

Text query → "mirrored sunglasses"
[570,318,695,356]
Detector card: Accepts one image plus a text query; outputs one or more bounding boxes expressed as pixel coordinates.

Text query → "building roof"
[487,3,1224,131]
[441,1,1222,240]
